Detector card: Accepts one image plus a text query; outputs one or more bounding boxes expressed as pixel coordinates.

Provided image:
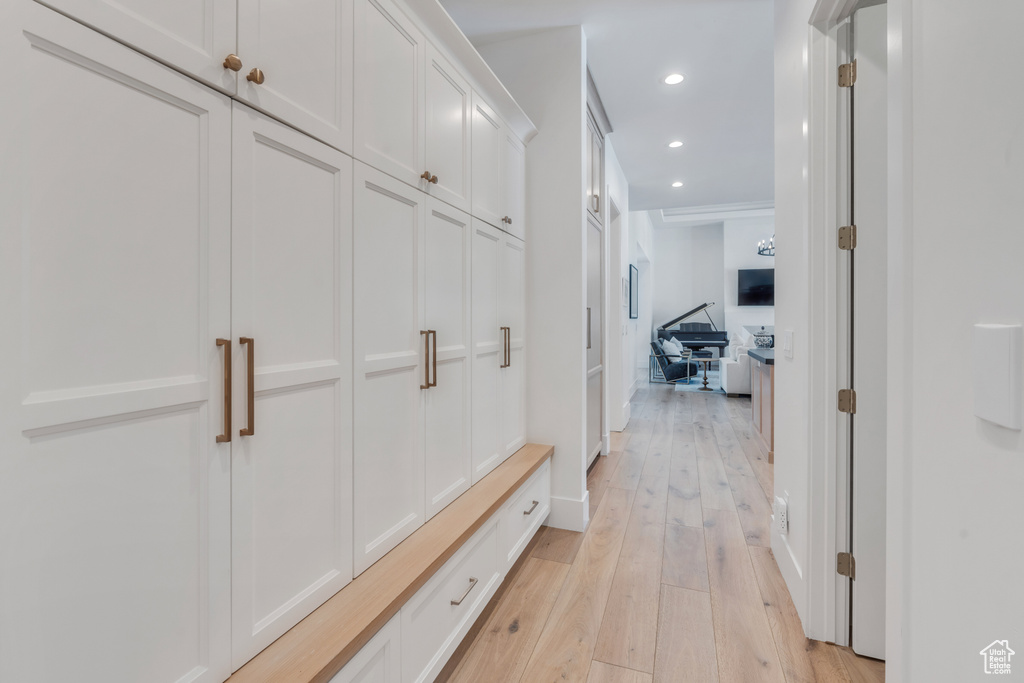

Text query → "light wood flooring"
[439,381,885,683]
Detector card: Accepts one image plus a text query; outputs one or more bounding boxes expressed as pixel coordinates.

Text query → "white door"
[586,218,604,465]
[353,162,426,575]
[236,0,354,155]
[502,133,526,241]
[471,94,504,229]
[353,0,426,188]
[471,221,504,482]
[500,235,527,458]
[35,0,238,93]
[850,2,887,660]
[424,45,472,213]
[230,104,354,668]
[423,198,472,518]
[0,6,231,681]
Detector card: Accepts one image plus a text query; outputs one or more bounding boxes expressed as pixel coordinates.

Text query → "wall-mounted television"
[738,268,774,306]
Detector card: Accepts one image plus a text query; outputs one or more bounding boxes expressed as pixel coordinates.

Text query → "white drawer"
[499,461,551,570]
[401,521,501,683]
[329,612,401,683]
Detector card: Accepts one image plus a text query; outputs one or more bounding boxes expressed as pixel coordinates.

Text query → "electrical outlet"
[773,495,789,536]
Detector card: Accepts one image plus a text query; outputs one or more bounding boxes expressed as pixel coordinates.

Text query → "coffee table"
[693,357,717,392]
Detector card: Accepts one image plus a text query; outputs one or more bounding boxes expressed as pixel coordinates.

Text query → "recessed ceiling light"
[668,140,684,148]
[672,181,684,188]
[664,73,685,85]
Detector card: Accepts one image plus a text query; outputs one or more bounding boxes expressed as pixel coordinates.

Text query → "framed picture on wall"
[629,264,639,319]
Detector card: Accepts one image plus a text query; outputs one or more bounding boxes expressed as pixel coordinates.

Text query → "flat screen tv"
[738,268,774,306]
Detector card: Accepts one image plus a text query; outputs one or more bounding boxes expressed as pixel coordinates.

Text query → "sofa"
[719,330,755,395]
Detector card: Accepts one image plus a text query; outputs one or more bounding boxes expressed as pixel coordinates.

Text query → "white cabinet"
[0,6,232,682]
[586,115,604,221]
[423,198,473,519]
[499,461,551,571]
[471,222,526,483]
[230,104,354,668]
[329,614,402,683]
[353,162,427,575]
[471,94,504,229]
[425,46,472,213]
[501,132,526,241]
[236,0,354,155]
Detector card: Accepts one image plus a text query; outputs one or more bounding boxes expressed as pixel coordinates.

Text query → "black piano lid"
[658,302,717,331]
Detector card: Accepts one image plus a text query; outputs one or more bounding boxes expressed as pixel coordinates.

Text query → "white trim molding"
[547,492,590,532]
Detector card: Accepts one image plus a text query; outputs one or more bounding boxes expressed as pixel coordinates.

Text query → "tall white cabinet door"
[230,105,354,669]
[501,235,527,457]
[502,133,526,241]
[471,221,504,482]
[353,162,427,575]
[36,0,238,93]
[236,0,354,155]
[425,45,472,213]
[354,0,426,188]
[0,6,231,682]
[471,94,504,229]
[423,199,472,518]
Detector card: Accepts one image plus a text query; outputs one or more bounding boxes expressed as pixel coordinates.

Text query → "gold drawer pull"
[247,68,265,85]
[420,171,438,184]
[223,54,242,72]
[450,577,478,606]
[216,338,231,443]
[239,337,255,436]
[524,500,539,516]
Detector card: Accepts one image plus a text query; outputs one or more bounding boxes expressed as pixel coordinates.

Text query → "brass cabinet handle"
[430,175,438,184]
[506,327,511,367]
[420,171,432,181]
[223,54,243,72]
[420,330,430,389]
[247,68,265,85]
[450,577,478,606]
[523,500,539,516]
[500,327,510,368]
[587,308,592,349]
[239,337,255,436]
[592,194,600,213]
[429,330,437,387]
[216,339,232,443]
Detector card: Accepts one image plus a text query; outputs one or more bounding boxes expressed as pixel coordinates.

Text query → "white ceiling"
[437,0,775,212]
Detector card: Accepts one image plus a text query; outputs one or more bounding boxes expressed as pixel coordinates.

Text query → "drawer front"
[500,461,551,570]
[329,613,401,683]
[401,521,500,683]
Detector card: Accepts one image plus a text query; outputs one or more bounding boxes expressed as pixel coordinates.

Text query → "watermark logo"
[980,640,1015,675]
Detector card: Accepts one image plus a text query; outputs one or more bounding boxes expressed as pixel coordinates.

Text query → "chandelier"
[757,234,775,256]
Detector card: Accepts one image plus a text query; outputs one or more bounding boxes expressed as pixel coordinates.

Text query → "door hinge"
[837,552,856,579]
[839,60,857,87]
[838,389,857,414]
[838,225,857,250]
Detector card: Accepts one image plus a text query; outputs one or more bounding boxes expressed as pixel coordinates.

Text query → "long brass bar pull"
[216,339,232,443]
[523,500,539,516]
[587,308,592,349]
[420,330,430,389]
[500,327,510,368]
[239,337,255,436]
[429,330,437,387]
[450,577,478,606]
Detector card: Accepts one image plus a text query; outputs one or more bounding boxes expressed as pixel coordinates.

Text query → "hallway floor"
[439,381,885,683]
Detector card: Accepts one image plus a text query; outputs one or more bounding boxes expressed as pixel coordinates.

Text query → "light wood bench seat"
[228,443,555,683]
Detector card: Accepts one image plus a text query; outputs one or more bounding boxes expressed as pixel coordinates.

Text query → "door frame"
[803,0,911,672]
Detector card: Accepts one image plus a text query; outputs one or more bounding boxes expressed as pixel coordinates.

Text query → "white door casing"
[586,218,604,465]
[423,198,472,519]
[230,104,354,668]
[471,220,503,482]
[0,6,231,681]
[424,45,472,213]
[353,161,426,576]
[236,0,354,156]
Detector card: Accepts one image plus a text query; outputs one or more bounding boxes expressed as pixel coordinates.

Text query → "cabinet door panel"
[0,7,231,682]
[230,106,354,668]
[425,46,471,212]
[354,0,425,187]
[424,200,472,517]
[328,613,401,683]
[500,236,526,457]
[471,94,504,229]
[237,0,354,155]
[353,163,425,575]
[471,221,503,482]
[36,0,237,93]
[502,133,526,241]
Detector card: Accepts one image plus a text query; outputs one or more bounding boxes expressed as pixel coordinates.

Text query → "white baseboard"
[602,432,609,454]
[547,492,590,532]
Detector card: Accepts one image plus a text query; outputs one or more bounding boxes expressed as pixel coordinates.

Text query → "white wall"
[629,211,654,374]
[723,217,775,342]
[478,27,590,531]
[604,137,631,432]
[651,224,725,335]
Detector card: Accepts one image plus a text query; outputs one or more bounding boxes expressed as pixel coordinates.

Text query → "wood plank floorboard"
[442,381,884,683]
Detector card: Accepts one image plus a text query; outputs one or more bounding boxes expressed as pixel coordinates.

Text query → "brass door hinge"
[838,225,857,251]
[837,552,856,579]
[839,60,857,87]
[838,389,857,414]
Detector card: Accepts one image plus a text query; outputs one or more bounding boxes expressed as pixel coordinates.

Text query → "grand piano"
[657,302,729,356]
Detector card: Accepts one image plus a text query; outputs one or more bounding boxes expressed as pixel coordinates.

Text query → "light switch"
[784,330,794,359]
[973,324,1022,430]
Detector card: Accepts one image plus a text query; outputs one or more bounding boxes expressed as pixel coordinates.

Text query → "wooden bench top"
[228,443,555,683]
